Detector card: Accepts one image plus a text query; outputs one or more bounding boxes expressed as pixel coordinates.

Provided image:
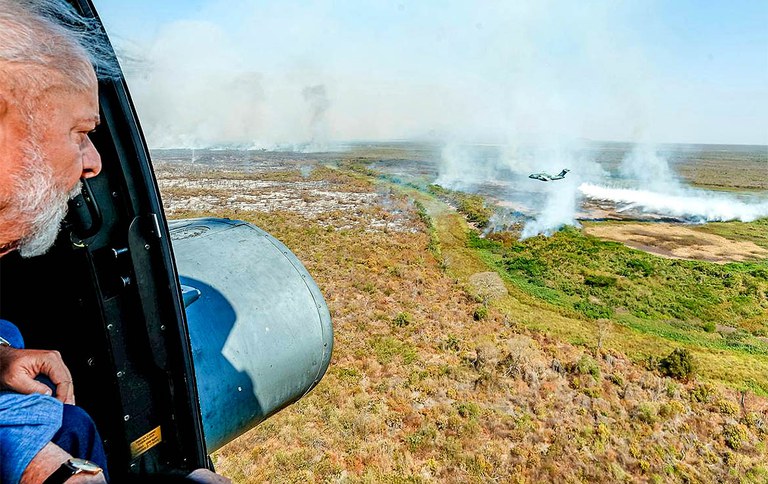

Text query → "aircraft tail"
[557,169,570,178]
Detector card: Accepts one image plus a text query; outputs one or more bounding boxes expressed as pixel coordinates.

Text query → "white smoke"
[579,184,768,223]
[619,143,681,192]
[435,140,766,239]
[583,143,768,222]
[521,178,581,239]
[302,85,330,151]
[435,143,502,189]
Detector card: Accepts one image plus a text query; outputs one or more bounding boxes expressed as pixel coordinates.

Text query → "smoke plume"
[99,1,766,150]
[580,184,768,223]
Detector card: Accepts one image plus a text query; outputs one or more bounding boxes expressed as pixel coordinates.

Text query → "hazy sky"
[95,1,768,147]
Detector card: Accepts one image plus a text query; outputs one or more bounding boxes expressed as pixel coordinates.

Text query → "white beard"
[12,143,83,258]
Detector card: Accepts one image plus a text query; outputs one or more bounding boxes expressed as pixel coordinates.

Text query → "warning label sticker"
[130,426,162,458]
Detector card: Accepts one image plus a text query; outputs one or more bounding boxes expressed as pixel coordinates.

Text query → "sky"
[94,0,768,148]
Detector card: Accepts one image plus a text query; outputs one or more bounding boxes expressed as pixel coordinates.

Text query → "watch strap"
[42,461,79,484]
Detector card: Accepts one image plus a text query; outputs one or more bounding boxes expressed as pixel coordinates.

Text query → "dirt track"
[584,223,768,263]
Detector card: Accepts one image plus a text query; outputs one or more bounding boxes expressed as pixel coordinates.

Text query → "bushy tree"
[658,348,696,380]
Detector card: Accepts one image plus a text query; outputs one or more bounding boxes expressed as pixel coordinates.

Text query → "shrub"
[405,425,437,452]
[724,330,751,349]
[658,348,696,380]
[369,336,417,364]
[503,256,548,279]
[584,274,618,288]
[689,383,716,403]
[722,422,749,450]
[467,230,503,251]
[570,354,601,380]
[413,200,433,228]
[456,194,493,228]
[659,400,685,419]
[456,402,481,419]
[442,334,461,352]
[744,412,766,435]
[625,258,654,276]
[716,399,740,416]
[634,403,657,425]
[473,305,488,321]
[500,336,546,386]
[467,271,508,303]
[582,387,601,398]
[573,300,613,320]
[608,373,625,387]
[392,312,413,327]
[665,380,682,398]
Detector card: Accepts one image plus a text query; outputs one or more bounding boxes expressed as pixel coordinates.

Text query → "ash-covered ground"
[152,148,420,233]
[151,141,768,262]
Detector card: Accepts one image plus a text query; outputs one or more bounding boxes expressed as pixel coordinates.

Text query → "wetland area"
[152,142,768,483]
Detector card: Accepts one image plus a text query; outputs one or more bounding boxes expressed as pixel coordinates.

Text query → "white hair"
[11,138,82,257]
[0,1,118,256]
[0,0,119,95]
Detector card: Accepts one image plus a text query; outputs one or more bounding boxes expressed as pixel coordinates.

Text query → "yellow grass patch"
[584,222,768,263]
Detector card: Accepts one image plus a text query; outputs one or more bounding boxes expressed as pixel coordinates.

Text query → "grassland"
[154,151,768,483]
[695,219,768,250]
[463,224,768,394]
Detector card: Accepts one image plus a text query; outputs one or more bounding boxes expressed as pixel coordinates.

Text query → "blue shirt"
[0,392,63,484]
[0,319,64,484]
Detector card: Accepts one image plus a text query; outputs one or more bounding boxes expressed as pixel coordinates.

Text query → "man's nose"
[81,136,102,178]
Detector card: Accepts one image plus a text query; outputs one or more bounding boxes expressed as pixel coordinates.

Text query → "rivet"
[116,371,124,378]
[123,414,130,421]
[144,244,151,250]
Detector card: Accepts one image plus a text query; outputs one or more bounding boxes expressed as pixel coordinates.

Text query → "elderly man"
[0,2,227,483]
[0,0,106,482]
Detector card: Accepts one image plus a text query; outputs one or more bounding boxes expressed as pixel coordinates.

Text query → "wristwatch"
[43,458,103,483]
[0,336,11,347]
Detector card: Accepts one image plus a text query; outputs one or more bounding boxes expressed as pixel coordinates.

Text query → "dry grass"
[583,222,768,263]
[154,153,768,483]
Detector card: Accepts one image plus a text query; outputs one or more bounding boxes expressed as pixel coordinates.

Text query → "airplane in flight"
[529,169,570,182]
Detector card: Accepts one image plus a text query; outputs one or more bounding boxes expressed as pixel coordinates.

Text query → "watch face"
[69,458,102,473]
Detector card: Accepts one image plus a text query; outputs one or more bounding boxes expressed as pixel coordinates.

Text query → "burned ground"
[154,148,768,483]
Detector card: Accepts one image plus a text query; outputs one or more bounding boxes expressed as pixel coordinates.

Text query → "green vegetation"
[428,184,494,228]
[157,152,768,483]
[392,311,414,327]
[472,305,488,321]
[695,219,768,250]
[466,226,768,359]
[569,354,601,379]
[370,336,418,364]
[723,423,749,450]
[414,200,442,259]
[658,348,696,380]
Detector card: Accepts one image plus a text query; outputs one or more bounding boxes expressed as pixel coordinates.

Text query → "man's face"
[36,76,102,195]
[0,70,102,257]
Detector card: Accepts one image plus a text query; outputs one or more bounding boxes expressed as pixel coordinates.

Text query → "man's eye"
[77,132,91,146]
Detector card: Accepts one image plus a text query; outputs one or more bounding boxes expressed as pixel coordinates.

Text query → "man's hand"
[0,347,75,404]
[21,442,106,484]
[187,469,232,483]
